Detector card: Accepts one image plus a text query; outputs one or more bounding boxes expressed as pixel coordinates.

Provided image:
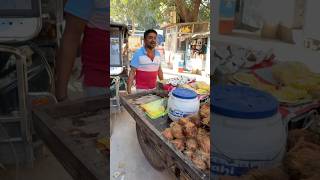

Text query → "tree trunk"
[191,0,202,21]
[175,0,202,22]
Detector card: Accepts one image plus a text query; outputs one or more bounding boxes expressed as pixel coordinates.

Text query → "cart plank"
[32,95,109,180]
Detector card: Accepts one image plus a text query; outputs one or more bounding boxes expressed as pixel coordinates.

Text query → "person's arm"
[55,13,86,101]
[158,65,164,81]
[127,67,136,94]
[127,50,140,94]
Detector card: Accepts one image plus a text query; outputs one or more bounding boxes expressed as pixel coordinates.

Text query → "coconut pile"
[162,103,210,171]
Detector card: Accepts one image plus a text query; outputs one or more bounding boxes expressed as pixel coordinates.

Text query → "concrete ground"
[110,108,173,180]
[0,147,72,180]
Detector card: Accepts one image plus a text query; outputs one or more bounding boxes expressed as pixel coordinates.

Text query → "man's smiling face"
[144,32,157,49]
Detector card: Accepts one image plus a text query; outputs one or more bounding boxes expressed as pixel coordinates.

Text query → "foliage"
[111,0,210,29]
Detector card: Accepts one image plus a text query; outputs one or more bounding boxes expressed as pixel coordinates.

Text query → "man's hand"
[127,89,132,94]
[127,67,136,94]
[56,96,69,102]
[158,66,164,81]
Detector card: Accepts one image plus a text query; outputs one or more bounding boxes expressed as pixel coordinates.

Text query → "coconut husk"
[284,141,320,180]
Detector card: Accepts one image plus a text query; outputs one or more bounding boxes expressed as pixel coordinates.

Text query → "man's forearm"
[55,14,86,101]
[158,68,164,80]
[127,79,133,93]
[55,38,78,100]
[127,69,136,94]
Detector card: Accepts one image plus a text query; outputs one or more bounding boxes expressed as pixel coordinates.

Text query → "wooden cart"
[32,96,109,180]
[120,91,210,180]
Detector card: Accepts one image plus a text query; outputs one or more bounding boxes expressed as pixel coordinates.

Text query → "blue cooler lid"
[212,85,278,119]
[172,88,197,99]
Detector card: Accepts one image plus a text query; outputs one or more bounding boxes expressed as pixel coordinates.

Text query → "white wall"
[242,0,296,27]
[304,0,320,40]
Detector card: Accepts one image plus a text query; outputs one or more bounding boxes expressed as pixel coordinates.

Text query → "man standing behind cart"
[127,29,164,94]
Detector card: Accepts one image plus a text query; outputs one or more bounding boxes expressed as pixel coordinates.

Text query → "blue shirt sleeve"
[64,0,94,21]
[130,51,140,68]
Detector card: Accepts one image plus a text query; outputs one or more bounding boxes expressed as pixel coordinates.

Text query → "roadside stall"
[31,7,111,180]
[163,22,209,73]
[30,14,113,180]
[212,0,320,179]
[187,32,210,76]
[120,78,210,179]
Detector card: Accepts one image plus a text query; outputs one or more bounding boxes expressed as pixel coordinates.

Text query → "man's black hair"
[144,29,157,39]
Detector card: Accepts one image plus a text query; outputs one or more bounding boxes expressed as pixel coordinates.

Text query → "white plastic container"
[167,88,200,121]
[212,85,287,177]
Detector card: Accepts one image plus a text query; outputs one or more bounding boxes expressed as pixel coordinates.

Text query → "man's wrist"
[56,95,68,102]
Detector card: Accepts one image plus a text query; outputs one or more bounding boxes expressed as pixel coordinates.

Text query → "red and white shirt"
[130,47,161,89]
[65,0,109,87]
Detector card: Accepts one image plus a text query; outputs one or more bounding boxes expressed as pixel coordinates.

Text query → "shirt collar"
[142,46,155,55]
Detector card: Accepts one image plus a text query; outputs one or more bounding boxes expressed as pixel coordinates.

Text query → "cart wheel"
[136,125,165,171]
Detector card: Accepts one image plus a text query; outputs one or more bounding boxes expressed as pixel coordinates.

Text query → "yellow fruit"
[196,89,209,95]
[233,72,259,85]
[271,61,318,86]
[271,86,309,102]
[181,84,193,89]
[289,77,319,91]
[196,81,210,91]
[308,85,320,99]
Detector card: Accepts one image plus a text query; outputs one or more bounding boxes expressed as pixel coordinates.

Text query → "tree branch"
[200,0,209,7]
[175,0,202,22]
